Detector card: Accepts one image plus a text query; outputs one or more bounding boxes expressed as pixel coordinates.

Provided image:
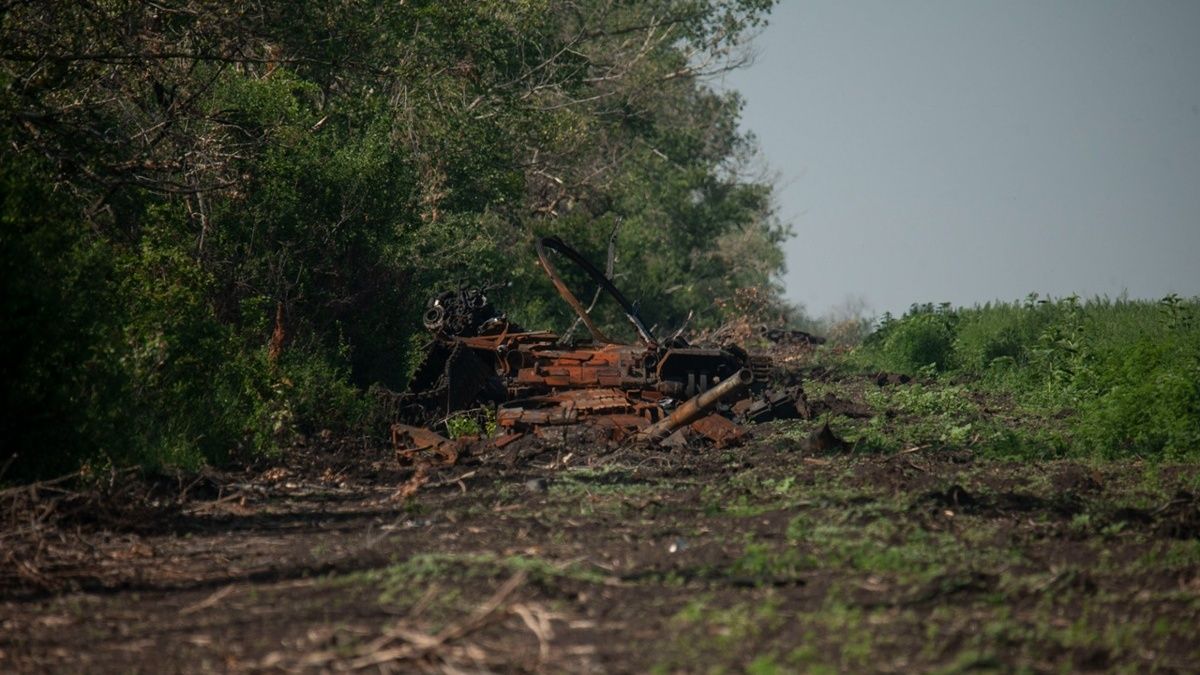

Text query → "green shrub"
[1076,330,1200,458]
[868,306,958,373]
[0,167,373,478]
[952,301,1049,373]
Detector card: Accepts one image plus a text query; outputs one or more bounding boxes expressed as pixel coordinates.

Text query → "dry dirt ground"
[2,372,1199,673]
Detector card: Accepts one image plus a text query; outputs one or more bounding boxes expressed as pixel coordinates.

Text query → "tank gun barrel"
[640,368,753,442]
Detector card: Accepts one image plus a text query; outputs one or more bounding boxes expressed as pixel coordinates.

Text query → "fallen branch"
[179,584,235,615]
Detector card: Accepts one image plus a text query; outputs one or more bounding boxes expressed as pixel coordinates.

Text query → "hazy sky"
[723,0,1200,318]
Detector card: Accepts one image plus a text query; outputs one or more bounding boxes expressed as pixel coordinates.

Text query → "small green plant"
[785,514,812,542]
[445,414,479,439]
[1159,293,1194,331]
[444,408,498,439]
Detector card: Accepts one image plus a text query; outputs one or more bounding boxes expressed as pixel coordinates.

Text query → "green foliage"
[1,1,790,480]
[952,297,1053,372]
[0,154,370,479]
[853,295,1200,459]
[1074,329,1200,458]
[864,303,958,372]
[444,409,498,440]
[1,153,124,478]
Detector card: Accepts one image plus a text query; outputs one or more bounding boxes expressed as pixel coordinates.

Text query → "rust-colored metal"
[391,424,458,465]
[497,386,660,440]
[535,236,658,347]
[688,413,746,447]
[390,423,461,499]
[396,237,797,459]
[535,238,615,344]
[640,368,753,442]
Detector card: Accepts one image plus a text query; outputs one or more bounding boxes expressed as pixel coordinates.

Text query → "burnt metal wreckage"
[390,237,815,485]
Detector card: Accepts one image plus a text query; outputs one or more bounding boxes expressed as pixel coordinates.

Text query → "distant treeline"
[1,1,791,480]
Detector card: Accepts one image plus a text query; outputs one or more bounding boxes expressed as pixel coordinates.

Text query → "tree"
[1,0,789,479]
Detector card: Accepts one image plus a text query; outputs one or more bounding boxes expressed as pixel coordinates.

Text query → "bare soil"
[2,372,1199,673]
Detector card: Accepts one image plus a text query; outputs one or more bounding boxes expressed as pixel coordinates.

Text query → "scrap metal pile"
[390,237,812,486]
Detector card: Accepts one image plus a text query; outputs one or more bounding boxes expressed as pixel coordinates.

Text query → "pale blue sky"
[724,0,1200,317]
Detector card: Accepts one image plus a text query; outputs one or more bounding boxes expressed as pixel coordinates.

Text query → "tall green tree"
[1,0,789,480]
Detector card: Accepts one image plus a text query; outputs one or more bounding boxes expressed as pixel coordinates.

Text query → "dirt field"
[3,370,1199,673]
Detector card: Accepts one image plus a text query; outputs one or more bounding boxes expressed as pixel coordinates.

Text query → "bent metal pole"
[641,368,754,442]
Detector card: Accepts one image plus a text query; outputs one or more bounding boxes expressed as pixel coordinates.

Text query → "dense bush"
[1074,302,1200,458]
[952,301,1049,372]
[854,295,1200,459]
[862,304,958,372]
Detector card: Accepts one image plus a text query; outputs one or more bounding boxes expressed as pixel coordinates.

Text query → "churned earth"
[3,368,1199,673]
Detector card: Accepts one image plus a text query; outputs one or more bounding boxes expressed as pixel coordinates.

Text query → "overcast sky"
[722,0,1200,318]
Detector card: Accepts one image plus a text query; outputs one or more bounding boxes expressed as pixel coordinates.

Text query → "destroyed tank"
[398,237,798,444]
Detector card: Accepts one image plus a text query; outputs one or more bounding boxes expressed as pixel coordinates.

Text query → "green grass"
[656,596,799,673]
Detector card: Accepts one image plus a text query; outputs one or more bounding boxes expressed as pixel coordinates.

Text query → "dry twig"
[280,571,543,673]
